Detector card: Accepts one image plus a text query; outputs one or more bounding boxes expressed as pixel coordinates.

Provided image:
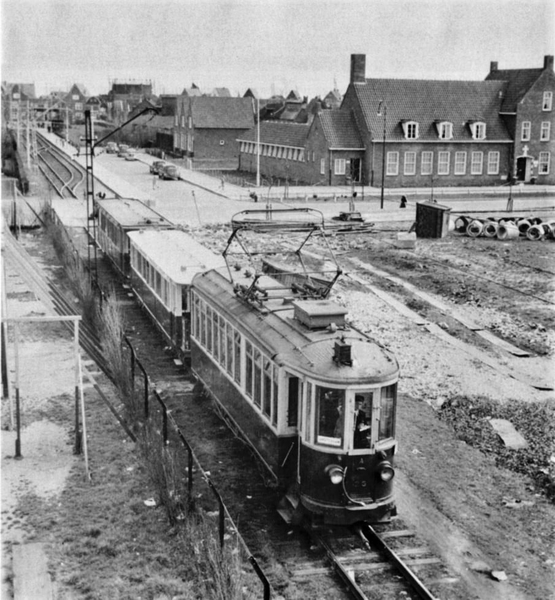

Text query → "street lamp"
[377,101,386,209]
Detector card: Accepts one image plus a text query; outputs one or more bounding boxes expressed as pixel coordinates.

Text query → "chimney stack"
[544,55,554,71]
[490,61,498,73]
[350,54,366,84]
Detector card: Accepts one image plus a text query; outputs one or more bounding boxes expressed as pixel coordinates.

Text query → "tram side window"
[225,323,233,375]
[272,365,278,427]
[219,317,226,367]
[206,307,213,353]
[315,387,344,447]
[253,348,262,408]
[378,385,396,440]
[245,341,254,398]
[199,299,206,346]
[262,359,272,418]
[233,330,241,383]
[213,313,220,362]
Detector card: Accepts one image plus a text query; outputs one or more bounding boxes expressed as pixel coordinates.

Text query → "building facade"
[237,54,554,187]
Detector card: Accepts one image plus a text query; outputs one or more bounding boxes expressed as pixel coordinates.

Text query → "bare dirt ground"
[2,218,554,599]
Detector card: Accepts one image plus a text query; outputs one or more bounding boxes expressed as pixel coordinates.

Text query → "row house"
[173,96,254,169]
[237,54,554,187]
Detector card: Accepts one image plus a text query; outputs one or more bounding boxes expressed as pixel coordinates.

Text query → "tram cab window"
[378,384,396,441]
[315,386,345,447]
[353,392,373,449]
[287,375,299,427]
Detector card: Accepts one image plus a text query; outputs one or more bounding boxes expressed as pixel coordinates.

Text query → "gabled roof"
[211,87,231,97]
[182,87,203,97]
[319,111,364,149]
[286,90,303,102]
[485,68,543,112]
[189,96,254,129]
[238,121,310,148]
[11,83,36,99]
[351,79,511,141]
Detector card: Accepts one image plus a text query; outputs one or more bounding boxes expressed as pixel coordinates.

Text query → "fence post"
[249,556,271,600]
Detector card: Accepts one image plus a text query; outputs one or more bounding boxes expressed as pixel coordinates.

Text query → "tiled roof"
[485,68,543,112]
[190,96,254,129]
[182,87,203,97]
[238,121,310,147]
[353,79,511,141]
[212,87,231,97]
[319,111,364,149]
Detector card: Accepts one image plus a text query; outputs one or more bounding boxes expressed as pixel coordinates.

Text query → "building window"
[74,103,82,111]
[174,114,178,127]
[543,91,553,111]
[402,121,419,139]
[181,115,185,127]
[438,151,450,175]
[471,122,486,140]
[72,94,79,101]
[320,158,325,175]
[404,152,416,175]
[454,152,467,175]
[188,116,192,128]
[421,151,433,175]
[487,151,500,174]
[386,152,399,176]
[521,121,531,141]
[471,152,483,175]
[538,152,550,174]
[540,122,551,141]
[334,158,346,175]
[437,122,453,140]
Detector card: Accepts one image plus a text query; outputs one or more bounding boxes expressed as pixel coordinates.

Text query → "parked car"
[106,142,118,154]
[150,160,167,175]
[123,151,138,161]
[159,164,179,180]
[117,144,130,157]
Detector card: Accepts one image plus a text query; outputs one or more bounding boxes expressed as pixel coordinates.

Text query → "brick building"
[238,54,554,187]
[173,96,254,169]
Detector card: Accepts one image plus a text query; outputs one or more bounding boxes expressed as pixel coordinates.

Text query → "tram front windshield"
[313,385,396,450]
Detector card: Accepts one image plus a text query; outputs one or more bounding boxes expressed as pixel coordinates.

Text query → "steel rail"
[361,524,438,600]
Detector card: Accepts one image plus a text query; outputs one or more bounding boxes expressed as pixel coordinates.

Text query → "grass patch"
[439,396,555,500]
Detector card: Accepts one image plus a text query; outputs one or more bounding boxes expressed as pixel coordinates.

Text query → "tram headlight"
[378,462,395,482]
[325,464,344,485]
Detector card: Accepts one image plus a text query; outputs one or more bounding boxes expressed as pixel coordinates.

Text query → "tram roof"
[128,229,225,284]
[193,269,399,384]
[96,198,173,228]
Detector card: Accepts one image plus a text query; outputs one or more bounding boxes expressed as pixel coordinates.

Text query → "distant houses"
[3,52,553,185]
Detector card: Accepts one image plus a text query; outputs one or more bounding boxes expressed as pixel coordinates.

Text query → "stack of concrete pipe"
[453,216,555,241]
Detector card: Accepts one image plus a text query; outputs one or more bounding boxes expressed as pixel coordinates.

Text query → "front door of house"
[350,158,361,183]
[516,156,530,182]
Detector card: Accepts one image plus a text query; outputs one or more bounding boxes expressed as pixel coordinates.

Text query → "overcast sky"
[2,0,554,98]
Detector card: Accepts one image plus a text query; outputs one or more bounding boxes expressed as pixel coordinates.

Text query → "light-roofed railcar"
[96,198,173,277]
[190,267,399,526]
[128,229,225,359]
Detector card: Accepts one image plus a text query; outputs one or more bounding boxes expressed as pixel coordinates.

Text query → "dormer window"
[470,121,486,140]
[436,121,453,140]
[401,121,419,140]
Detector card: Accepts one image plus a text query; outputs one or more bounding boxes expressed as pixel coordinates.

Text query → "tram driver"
[354,395,370,448]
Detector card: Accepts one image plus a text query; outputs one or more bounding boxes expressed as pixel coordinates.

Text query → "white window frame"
[454,151,467,175]
[188,116,192,128]
[538,152,550,174]
[402,121,419,140]
[540,122,551,141]
[542,91,553,111]
[181,115,185,128]
[471,151,483,175]
[437,121,453,140]
[421,151,433,175]
[320,158,325,175]
[74,102,82,111]
[471,122,486,140]
[438,151,450,175]
[72,94,79,101]
[487,151,500,175]
[386,152,399,176]
[521,121,531,141]
[403,151,416,175]
[334,158,346,175]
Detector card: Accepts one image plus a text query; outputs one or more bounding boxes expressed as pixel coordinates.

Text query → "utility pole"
[377,101,387,210]
[256,96,260,188]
